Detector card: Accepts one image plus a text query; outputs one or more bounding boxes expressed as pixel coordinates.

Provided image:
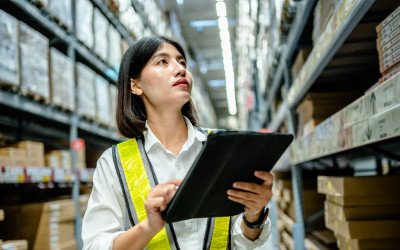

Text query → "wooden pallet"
[20,89,50,105]
[0,81,18,92]
[32,0,47,9]
[47,12,72,32]
[52,103,73,113]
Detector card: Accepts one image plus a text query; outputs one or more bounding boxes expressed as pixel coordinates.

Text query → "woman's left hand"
[227,171,273,222]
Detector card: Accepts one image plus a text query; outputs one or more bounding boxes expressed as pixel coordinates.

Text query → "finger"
[165,179,183,186]
[233,182,266,195]
[148,183,179,199]
[254,171,273,186]
[227,196,264,211]
[146,197,168,212]
[228,189,272,204]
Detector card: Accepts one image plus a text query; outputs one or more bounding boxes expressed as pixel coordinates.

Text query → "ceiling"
[160,0,238,120]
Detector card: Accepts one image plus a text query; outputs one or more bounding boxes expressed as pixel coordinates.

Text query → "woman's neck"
[146,110,188,156]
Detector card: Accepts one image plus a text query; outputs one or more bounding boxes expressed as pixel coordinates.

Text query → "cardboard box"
[95,76,111,126]
[93,8,108,61]
[0,147,26,158]
[12,141,45,167]
[47,150,72,170]
[47,0,73,30]
[326,194,400,207]
[0,9,19,87]
[336,234,400,250]
[325,201,400,221]
[311,229,336,245]
[291,48,312,80]
[281,212,294,233]
[317,175,400,197]
[304,236,332,250]
[282,230,295,250]
[34,221,75,250]
[108,24,122,70]
[1,240,28,250]
[376,5,400,33]
[325,213,400,239]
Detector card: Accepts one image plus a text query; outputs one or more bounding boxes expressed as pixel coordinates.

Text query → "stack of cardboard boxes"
[318,175,400,249]
[274,170,330,249]
[0,141,45,167]
[377,5,400,83]
[295,92,361,137]
[0,196,90,250]
[45,150,72,170]
[312,0,342,46]
[0,240,28,250]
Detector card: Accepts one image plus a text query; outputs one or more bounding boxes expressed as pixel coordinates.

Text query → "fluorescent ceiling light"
[215,0,237,115]
[177,0,184,5]
[216,2,227,17]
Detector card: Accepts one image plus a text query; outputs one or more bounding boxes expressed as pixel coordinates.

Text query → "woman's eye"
[180,61,187,67]
[159,59,167,65]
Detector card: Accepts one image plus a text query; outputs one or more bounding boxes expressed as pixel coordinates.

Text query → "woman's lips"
[174,78,189,88]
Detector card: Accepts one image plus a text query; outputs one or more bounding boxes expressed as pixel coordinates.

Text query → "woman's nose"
[172,61,186,76]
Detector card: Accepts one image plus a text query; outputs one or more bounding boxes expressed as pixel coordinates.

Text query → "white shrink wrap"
[49,48,75,111]
[109,84,117,128]
[19,22,49,101]
[95,75,111,126]
[93,8,109,61]
[108,24,122,70]
[47,0,73,30]
[76,0,94,48]
[76,63,96,120]
[0,9,19,87]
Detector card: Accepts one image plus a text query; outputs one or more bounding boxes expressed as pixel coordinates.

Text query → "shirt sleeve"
[82,148,128,250]
[231,214,272,249]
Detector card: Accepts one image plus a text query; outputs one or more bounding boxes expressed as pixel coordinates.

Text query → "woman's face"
[131,43,193,111]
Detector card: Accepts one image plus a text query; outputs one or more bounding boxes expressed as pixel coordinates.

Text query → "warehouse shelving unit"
[0,0,130,248]
[246,0,400,249]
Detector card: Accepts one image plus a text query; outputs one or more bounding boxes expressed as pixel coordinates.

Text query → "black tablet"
[162,130,294,223]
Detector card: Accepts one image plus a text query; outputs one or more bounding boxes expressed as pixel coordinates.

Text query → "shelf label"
[18,174,24,183]
[1,167,25,183]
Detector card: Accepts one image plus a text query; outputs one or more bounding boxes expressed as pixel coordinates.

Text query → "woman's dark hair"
[116,36,199,138]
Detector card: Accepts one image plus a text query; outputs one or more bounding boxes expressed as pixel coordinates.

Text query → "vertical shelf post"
[291,164,305,250]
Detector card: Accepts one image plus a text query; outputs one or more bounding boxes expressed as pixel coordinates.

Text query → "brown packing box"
[281,212,294,233]
[41,199,76,223]
[326,194,400,207]
[11,141,45,167]
[324,201,400,221]
[291,48,312,79]
[1,240,28,250]
[282,230,295,250]
[0,208,4,221]
[336,234,400,250]
[57,239,78,250]
[311,229,336,245]
[317,175,400,196]
[304,235,332,250]
[33,221,75,250]
[376,5,400,33]
[0,147,26,158]
[324,213,400,239]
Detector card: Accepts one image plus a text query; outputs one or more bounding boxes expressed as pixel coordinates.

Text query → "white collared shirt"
[82,117,271,249]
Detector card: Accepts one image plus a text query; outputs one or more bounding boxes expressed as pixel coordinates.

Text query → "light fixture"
[216,0,237,115]
[177,0,184,6]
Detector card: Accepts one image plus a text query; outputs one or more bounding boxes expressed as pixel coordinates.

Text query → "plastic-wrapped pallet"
[109,84,117,128]
[93,8,109,61]
[95,75,111,126]
[19,22,49,102]
[47,0,72,30]
[0,10,19,87]
[76,63,96,120]
[76,0,93,48]
[108,24,122,70]
[49,48,75,111]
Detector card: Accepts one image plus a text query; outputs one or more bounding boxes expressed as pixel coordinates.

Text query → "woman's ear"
[130,78,143,96]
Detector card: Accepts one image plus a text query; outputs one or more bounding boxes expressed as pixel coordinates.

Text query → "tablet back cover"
[162,131,294,223]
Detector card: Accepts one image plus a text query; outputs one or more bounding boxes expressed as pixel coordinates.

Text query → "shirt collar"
[143,116,207,153]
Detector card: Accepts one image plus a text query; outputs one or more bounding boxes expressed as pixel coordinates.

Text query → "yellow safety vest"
[112,128,231,250]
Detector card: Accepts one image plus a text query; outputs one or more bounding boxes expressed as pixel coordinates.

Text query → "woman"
[82,36,273,250]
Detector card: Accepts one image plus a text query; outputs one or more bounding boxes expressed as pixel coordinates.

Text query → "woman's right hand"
[144,179,183,232]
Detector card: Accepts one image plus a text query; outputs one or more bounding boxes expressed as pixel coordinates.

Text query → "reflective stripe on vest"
[116,129,231,249]
[117,138,170,249]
